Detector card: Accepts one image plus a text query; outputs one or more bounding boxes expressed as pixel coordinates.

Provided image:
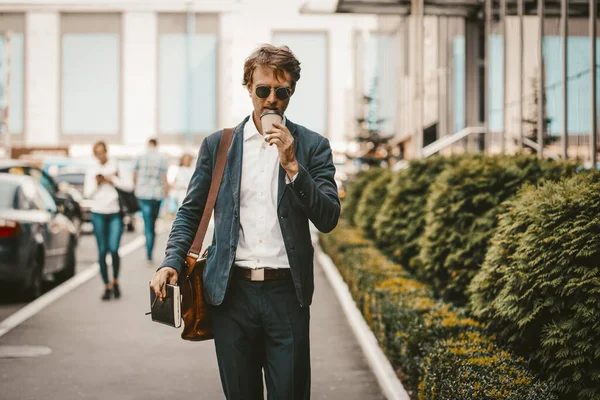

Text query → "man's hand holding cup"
[261,111,298,179]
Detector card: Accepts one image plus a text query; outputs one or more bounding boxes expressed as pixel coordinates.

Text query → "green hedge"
[355,169,394,238]
[469,172,600,399]
[374,157,454,272]
[376,281,481,389]
[419,332,555,400]
[319,222,554,398]
[342,167,386,226]
[418,154,575,304]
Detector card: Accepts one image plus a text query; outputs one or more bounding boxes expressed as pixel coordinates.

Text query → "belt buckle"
[250,269,265,281]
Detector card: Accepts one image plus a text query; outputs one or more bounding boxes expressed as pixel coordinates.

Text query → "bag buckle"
[250,269,265,281]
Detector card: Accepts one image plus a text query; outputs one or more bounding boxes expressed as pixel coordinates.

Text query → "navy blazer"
[160,116,341,307]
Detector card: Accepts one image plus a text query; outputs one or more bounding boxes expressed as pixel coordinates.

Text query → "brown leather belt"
[234,267,292,282]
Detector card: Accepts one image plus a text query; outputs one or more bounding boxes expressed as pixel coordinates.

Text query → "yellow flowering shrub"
[320,224,554,398]
[419,333,556,400]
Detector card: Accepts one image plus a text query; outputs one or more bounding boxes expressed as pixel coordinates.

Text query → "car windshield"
[0,180,19,209]
[55,173,85,186]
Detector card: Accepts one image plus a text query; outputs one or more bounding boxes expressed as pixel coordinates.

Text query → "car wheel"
[56,237,76,282]
[26,255,44,300]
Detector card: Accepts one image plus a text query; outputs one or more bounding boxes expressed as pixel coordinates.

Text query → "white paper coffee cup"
[260,110,283,135]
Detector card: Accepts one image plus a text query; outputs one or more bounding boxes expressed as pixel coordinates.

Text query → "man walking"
[151,44,340,399]
[134,138,169,263]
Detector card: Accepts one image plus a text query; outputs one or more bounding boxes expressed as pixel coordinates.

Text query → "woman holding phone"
[84,141,133,301]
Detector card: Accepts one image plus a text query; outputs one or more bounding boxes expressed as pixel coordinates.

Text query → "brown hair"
[242,44,301,90]
[93,141,107,153]
[179,153,192,167]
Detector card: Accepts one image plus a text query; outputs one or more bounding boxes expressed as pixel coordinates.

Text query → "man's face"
[248,67,293,122]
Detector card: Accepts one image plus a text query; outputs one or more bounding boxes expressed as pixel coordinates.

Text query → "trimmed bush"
[377,283,481,388]
[355,169,394,238]
[418,154,576,304]
[469,172,600,399]
[342,167,386,225]
[319,219,371,264]
[319,223,553,398]
[374,156,453,271]
[419,332,557,400]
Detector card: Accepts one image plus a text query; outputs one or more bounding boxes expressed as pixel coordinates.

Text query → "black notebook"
[149,283,182,328]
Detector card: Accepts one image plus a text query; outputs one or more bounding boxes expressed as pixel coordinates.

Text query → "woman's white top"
[83,159,133,215]
[173,165,194,191]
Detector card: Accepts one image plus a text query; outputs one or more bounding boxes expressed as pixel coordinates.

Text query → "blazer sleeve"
[286,136,341,233]
[159,137,213,275]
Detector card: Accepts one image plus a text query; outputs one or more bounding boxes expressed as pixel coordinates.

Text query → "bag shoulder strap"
[187,128,234,262]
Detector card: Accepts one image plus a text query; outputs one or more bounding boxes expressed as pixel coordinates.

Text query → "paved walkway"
[0,227,384,400]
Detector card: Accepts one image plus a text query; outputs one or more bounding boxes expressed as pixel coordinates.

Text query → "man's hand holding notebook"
[147,282,181,328]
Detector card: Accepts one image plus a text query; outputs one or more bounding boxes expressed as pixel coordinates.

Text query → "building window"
[364,32,400,136]
[61,14,121,138]
[0,14,25,137]
[158,14,218,137]
[544,36,600,136]
[488,35,504,132]
[273,32,328,135]
[453,35,466,132]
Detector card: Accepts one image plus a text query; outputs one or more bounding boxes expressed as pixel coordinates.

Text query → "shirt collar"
[244,114,287,142]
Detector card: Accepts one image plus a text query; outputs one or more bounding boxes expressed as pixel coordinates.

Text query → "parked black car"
[0,160,83,236]
[0,174,77,299]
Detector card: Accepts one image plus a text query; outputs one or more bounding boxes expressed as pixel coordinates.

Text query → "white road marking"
[0,235,147,339]
[0,345,52,358]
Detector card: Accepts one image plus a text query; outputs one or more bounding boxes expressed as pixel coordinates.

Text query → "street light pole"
[185,1,195,145]
[1,31,12,159]
[484,0,491,154]
[413,0,424,158]
[561,0,568,160]
[501,0,506,154]
[591,0,597,169]
[537,0,545,159]
[518,0,524,150]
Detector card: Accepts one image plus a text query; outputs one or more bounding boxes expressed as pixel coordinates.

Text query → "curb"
[314,239,411,400]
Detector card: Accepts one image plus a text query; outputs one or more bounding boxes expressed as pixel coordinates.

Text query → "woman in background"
[170,153,194,212]
[84,141,133,301]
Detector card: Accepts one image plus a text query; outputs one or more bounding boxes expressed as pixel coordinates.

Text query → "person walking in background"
[84,141,133,301]
[151,44,340,399]
[170,153,194,212]
[133,138,169,264]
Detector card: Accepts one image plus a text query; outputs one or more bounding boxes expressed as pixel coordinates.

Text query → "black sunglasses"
[255,85,292,100]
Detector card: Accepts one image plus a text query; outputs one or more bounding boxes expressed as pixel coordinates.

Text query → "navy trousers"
[210,275,311,400]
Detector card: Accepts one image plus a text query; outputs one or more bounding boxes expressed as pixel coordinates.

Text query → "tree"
[347,78,394,168]
[522,74,559,148]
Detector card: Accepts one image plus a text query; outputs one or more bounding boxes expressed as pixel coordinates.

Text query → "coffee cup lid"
[260,110,283,118]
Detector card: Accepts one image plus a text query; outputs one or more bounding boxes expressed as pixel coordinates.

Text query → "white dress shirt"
[234,115,295,270]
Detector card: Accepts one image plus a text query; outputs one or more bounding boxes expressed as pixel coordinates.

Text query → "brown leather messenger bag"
[181,128,233,341]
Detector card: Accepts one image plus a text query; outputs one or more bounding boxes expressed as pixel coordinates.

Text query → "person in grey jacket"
[151,44,340,399]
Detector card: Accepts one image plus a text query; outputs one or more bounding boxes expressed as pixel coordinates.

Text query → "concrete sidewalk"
[0,229,384,400]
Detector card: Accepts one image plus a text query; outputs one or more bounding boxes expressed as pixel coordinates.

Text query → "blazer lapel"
[227,117,248,211]
[277,119,299,209]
